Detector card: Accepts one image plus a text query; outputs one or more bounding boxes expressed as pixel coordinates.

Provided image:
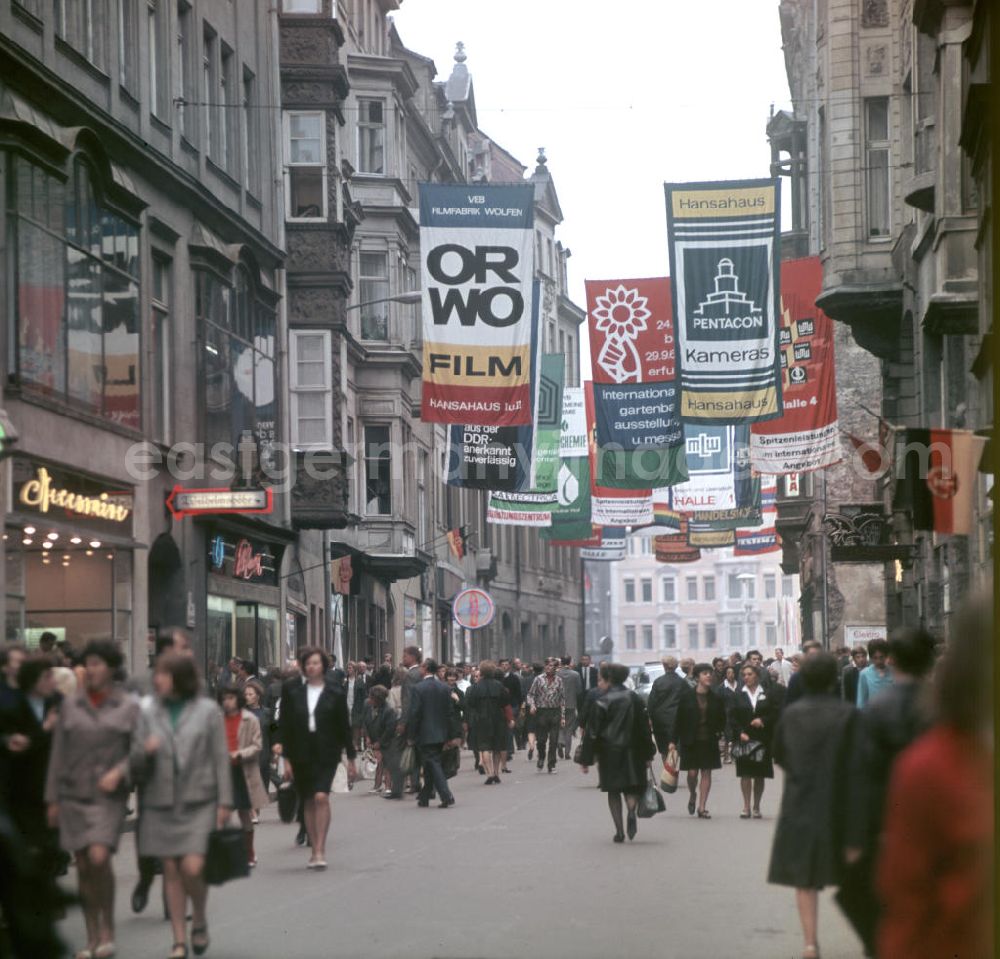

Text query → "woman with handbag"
[134,653,232,959]
[45,641,136,959]
[217,687,268,867]
[277,647,356,868]
[580,663,656,842]
[670,663,726,819]
[733,664,776,819]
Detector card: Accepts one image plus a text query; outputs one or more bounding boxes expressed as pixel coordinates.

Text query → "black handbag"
[637,773,665,818]
[276,782,298,823]
[204,827,249,886]
[442,745,460,779]
[731,739,766,763]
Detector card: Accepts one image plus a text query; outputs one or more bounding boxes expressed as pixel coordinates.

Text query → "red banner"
[750,257,840,474]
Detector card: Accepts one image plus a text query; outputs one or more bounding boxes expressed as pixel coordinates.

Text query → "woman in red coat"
[876,593,992,959]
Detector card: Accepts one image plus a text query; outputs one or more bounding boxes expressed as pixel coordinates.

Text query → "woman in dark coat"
[671,663,726,819]
[768,652,861,959]
[277,646,357,869]
[732,663,777,818]
[363,685,400,800]
[462,661,512,785]
[580,663,656,843]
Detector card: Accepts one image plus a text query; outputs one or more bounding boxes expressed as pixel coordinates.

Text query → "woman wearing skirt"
[671,664,726,819]
[733,664,776,818]
[46,641,138,959]
[134,653,232,959]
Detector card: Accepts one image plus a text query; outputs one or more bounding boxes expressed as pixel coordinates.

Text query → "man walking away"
[406,659,459,808]
[557,657,582,759]
[396,646,423,792]
[498,659,523,766]
[526,658,565,773]
[647,656,687,760]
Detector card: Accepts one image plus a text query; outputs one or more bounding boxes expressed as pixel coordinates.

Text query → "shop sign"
[206,533,278,586]
[12,458,133,534]
[844,625,887,645]
[166,486,273,518]
[452,587,495,630]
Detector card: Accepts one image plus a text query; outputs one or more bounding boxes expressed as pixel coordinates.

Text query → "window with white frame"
[151,256,172,443]
[625,625,636,650]
[176,2,193,140]
[704,576,716,601]
[147,0,169,117]
[688,623,699,649]
[729,622,743,647]
[865,97,891,238]
[289,330,332,449]
[662,576,676,603]
[358,251,389,340]
[119,0,139,95]
[284,111,326,220]
[220,44,237,171]
[782,575,794,597]
[705,623,717,648]
[728,574,741,599]
[661,623,676,649]
[765,623,777,647]
[686,576,698,602]
[641,578,652,603]
[624,579,635,603]
[282,0,321,10]
[764,574,776,599]
[57,0,107,69]
[642,625,653,650]
[203,25,217,159]
[357,98,385,174]
[243,67,259,195]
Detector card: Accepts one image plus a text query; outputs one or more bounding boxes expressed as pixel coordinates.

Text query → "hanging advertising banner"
[651,492,683,529]
[580,526,627,561]
[654,526,701,564]
[586,278,684,443]
[668,424,759,519]
[529,354,566,491]
[750,257,841,474]
[735,476,780,554]
[664,178,782,424]
[560,387,588,458]
[541,456,592,542]
[447,423,529,491]
[547,527,602,548]
[486,489,556,527]
[419,183,535,425]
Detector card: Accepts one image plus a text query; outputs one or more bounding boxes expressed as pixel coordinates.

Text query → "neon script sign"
[19,467,131,523]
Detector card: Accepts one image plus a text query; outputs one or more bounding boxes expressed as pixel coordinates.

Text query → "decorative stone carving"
[862,0,888,28]
[865,43,887,76]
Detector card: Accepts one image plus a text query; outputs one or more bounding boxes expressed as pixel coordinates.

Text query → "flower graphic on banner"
[591,285,650,383]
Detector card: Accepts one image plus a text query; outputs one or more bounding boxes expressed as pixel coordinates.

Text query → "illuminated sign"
[166,487,273,518]
[19,466,131,523]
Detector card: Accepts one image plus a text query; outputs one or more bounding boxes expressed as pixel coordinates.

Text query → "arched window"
[12,153,140,428]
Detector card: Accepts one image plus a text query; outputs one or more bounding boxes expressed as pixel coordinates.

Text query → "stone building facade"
[772,0,993,642]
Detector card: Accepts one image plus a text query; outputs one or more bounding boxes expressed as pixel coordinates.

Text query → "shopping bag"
[204,827,249,886]
[637,774,665,818]
[360,747,378,781]
[442,745,460,779]
[660,748,679,793]
[400,744,417,775]
[332,763,350,794]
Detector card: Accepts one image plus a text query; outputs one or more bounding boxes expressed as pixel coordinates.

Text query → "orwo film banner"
[665,178,782,424]
[750,256,841,474]
[585,277,684,450]
[419,183,535,425]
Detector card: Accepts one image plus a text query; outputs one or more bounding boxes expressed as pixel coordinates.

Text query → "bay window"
[289,330,332,449]
[284,111,326,220]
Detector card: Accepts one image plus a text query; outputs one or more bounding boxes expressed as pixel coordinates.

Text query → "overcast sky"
[392,0,792,371]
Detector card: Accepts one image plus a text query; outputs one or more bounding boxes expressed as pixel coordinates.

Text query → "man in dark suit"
[647,655,688,759]
[498,658,523,763]
[840,646,868,704]
[406,658,460,808]
[576,654,599,704]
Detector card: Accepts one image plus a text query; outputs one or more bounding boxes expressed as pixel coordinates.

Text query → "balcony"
[290,449,351,530]
[815,281,903,360]
[349,517,429,582]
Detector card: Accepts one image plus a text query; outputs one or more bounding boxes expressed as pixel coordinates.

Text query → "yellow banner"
[681,388,780,421]
[423,342,531,387]
[671,186,776,218]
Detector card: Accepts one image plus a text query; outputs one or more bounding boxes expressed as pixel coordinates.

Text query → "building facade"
[611,531,800,668]
[773,0,993,642]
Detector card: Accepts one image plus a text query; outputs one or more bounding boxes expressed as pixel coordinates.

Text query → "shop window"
[56,0,108,70]
[865,97,891,238]
[358,251,389,340]
[10,156,140,429]
[364,425,391,515]
[357,98,385,174]
[197,265,277,476]
[289,330,332,449]
[284,111,326,220]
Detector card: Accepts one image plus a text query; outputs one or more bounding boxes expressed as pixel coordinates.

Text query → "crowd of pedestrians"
[0,594,991,959]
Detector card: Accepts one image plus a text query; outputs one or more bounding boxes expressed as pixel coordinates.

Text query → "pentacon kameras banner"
[750,256,840,474]
[419,184,535,425]
[665,178,782,424]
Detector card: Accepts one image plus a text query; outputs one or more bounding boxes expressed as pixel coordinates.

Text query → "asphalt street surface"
[58,750,861,958]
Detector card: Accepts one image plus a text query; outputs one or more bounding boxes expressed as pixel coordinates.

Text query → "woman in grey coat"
[45,640,138,959]
[767,652,862,959]
[134,653,232,959]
